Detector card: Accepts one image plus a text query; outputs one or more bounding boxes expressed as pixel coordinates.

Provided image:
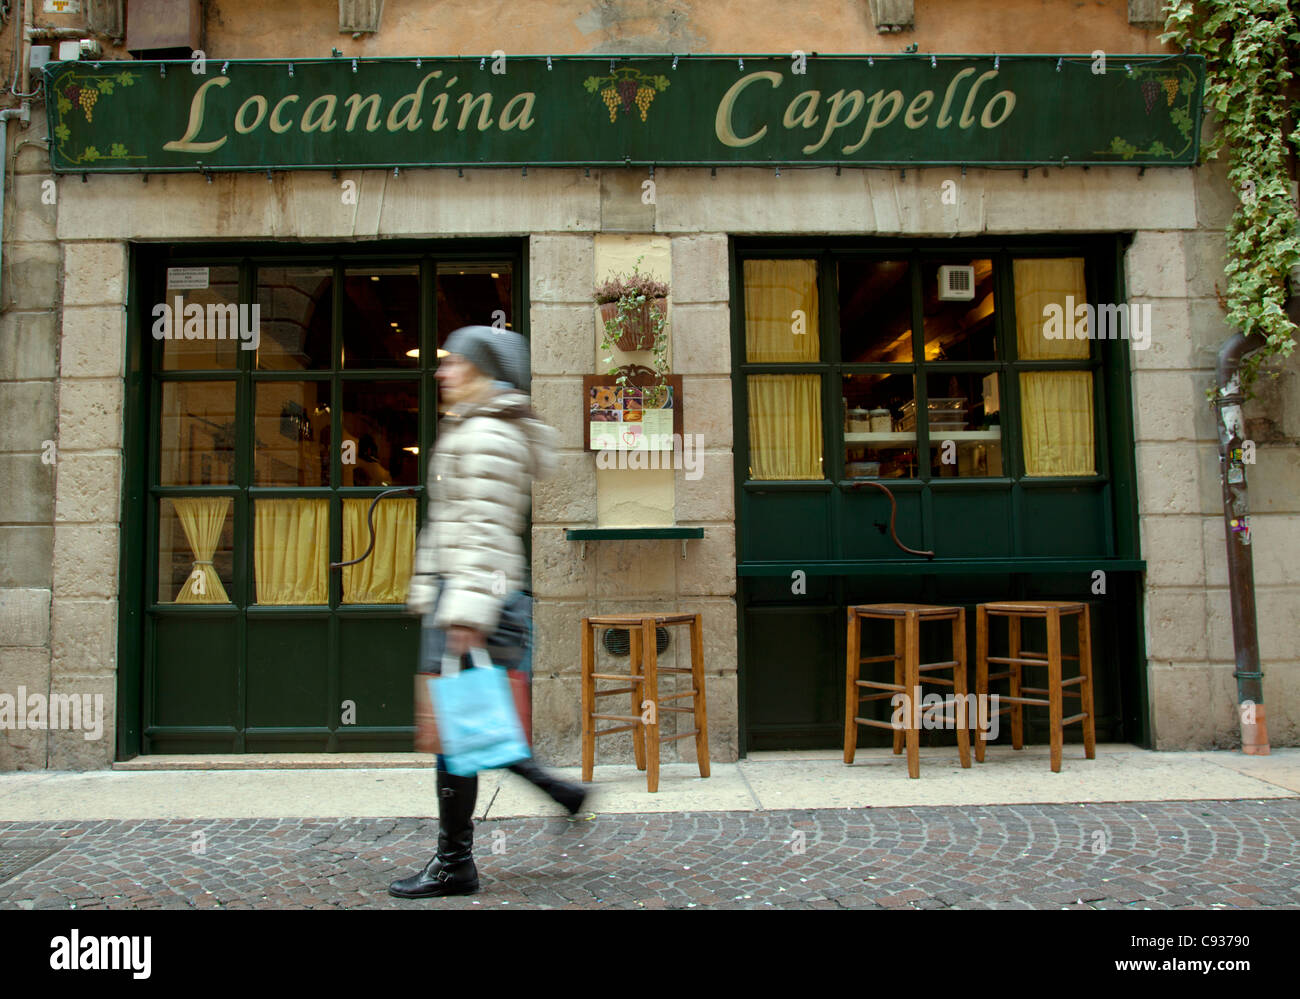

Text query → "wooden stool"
[844,603,971,779]
[974,601,1096,773]
[580,613,711,793]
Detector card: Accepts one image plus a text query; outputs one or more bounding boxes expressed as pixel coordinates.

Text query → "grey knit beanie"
[444,325,530,392]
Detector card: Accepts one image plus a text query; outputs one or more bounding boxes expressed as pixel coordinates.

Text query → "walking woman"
[390,325,588,900]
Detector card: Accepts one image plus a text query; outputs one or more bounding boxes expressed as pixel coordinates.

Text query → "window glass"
[740,251,1104,488]
[343,266,419,368]
[254,381,331,486]
[842,372,916,479]
[744,259,820,363]
[747,374,822,480]
[923,371,1003,478]
[1013,258,1091,360]
[1020,372,1095,475]
[839,260,911,362]
[160,265,241,370]
[341,497,416,604]
[256,265,334,370]
[341,380,419,486]
[159,381,236,485]
[253,498,329,604]
[1013,258,1096,475]
[921,258,996,361]
[158,497,234,603]
[435,262,513,352]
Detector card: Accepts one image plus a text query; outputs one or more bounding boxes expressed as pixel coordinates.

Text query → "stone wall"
[528,224,739,766]
[49,233,126,769]
[0,106,60,770]
[0,103,125,770]
[1132,143,1300,749]
[201,0,1167,62]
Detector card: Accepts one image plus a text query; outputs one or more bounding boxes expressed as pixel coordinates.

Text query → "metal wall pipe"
[0,0,33,307]
[1213,331,1270,755]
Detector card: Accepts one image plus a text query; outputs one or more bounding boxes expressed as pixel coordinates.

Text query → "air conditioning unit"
[938,265,976,301]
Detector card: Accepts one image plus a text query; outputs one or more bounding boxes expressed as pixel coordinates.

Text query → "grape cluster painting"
[584,68,671,123]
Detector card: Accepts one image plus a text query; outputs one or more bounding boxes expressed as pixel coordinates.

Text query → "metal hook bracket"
[848,481,935,558]
[329,487,419,570]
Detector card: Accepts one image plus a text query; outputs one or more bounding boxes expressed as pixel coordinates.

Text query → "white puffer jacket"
[406,387,556,633]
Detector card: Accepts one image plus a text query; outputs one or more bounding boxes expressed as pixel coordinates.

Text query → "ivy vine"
[1161,0,1300,389]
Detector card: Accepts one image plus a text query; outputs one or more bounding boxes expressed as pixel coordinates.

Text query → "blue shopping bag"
[425,646,531,776]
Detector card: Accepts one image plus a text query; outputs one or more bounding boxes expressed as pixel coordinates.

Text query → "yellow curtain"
[748,375,823,480]
[1020,372,1096,476]
[171,497,231,603]
[1013,258,1091,360]
[341,497,416,604]
[254,498,329,604]
[744,259,820,362]
[1014,258,1095,476]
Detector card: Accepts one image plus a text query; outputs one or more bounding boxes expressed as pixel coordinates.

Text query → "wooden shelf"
[927,429,1002,442]
[844,429,1001,443]
[844,431,916,443]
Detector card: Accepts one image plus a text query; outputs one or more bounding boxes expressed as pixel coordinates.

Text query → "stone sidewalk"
[0,744,1294,910]
[1,799,1297,910]
[0,745,1297,910]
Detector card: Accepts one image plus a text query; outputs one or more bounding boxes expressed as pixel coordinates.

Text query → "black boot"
[507,758,589,815]
[388,771,480,898]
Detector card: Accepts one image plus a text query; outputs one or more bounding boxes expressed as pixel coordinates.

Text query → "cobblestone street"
[2,798,1297,910]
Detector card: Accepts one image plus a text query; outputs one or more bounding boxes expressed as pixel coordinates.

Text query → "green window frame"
[737,246,1108,488]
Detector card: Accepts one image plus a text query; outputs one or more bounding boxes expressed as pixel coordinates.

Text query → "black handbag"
[418,583,532,675]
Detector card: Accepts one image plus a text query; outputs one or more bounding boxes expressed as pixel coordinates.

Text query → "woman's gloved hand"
[406,572,439,616]
[446,626,486,657]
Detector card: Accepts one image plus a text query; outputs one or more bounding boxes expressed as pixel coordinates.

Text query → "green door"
[119,241,524,755]
[732,237,1147,754]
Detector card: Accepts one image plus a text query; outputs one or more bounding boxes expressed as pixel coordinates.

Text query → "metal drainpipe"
[1,0,35,306]
[0,102,34,307]
[1213,331,1270,755]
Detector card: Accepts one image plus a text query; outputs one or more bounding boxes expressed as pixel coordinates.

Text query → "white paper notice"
[166,267,210,290]
[640,410,672,448]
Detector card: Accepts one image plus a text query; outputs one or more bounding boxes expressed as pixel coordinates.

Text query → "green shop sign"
[45,53,1203,173]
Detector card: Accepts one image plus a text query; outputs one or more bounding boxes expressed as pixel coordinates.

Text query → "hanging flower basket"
[596,258,671,408]
[599,297,667,351]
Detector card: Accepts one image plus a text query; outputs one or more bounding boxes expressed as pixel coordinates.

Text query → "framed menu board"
[583,373,684,452]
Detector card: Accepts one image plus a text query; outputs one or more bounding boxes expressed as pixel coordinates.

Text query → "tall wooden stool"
[580,613,711,793]
[974,601,1096,773]
[844,603,971,779]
